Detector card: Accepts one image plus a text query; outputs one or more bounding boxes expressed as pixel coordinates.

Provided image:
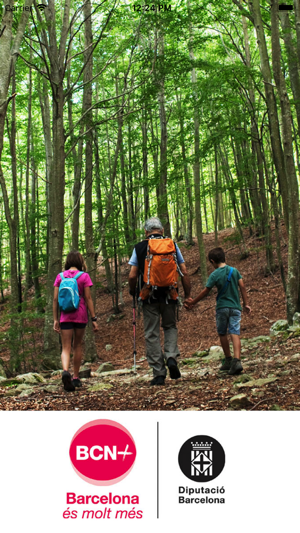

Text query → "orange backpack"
[139,238,182,301]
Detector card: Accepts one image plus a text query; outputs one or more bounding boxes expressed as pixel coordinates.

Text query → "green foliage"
[0,0,297,366]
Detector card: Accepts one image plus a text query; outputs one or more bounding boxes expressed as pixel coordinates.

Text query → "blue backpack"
[58,271,84,312]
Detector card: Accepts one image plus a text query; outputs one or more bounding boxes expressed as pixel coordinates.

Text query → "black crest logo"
[178,435,225,482]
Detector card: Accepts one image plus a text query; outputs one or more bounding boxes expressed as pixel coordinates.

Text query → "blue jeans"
[216,308,241,336]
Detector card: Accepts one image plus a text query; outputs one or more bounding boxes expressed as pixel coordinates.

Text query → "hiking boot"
[219,357,233,372]
[72,378,82,388]
[228,358,243,375]
[62,370,75,392]
[167,357,181,379]
[150,376,165,386]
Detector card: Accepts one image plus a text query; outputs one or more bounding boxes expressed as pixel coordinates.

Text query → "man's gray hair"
[144,217,163,232]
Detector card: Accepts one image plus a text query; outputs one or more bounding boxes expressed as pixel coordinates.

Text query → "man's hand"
[129,266,138,297]
[243,305,251,315]
[184,297,194,310]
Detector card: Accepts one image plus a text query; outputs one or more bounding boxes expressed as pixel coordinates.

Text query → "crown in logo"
[191,441,213,450]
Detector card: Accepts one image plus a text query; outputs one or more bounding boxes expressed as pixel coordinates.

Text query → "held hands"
[184,297,195,310]
[243,305,252,315]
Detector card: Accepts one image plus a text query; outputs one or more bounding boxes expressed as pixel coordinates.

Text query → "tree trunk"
[271,0,300,321]
[94,130,113,293]
[189,38,207,282]
[30,141,43,311]
[38,77,52,272]
[0,0,33,369]
[156,30,171,236]
[176,89,193,245]
[251,0,289,231]
[142,108,150,221]
[214,145,219,246]
[128,121,137,242]
[117,76,130,251]
[43,0,71,367]
[25,64,32,295]
[280,10,300,138]
[83,0,97,362]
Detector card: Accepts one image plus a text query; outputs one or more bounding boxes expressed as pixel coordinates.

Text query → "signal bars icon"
[37,3,47,10]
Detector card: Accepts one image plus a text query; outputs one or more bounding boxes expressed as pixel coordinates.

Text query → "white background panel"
[0,411,298,532]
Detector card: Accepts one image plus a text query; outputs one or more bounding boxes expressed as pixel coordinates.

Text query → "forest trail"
[1,224,300,411]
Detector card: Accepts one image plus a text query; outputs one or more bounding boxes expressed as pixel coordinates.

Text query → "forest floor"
[1,222,300,411]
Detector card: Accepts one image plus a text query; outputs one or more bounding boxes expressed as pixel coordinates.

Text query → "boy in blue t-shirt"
[185,247,251,375]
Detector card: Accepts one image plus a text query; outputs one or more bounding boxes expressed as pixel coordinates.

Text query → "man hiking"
[128,217,191,386]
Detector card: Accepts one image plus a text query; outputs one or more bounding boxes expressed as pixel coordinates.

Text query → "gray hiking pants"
[142,301,180,377]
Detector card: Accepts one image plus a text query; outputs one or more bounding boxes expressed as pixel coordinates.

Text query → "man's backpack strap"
[59,272,65,280]
[173,242,184,278]
[216,267,234,302]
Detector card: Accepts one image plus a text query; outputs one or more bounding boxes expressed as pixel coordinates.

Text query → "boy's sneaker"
[219,357,233,372]
[62,370,75,392]
[72,378,82,388]
[167,357,181,379]
[150,376,165,386]
[228,358,243,375]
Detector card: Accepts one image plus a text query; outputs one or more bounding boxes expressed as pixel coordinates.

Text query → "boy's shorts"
[216,308,241,336]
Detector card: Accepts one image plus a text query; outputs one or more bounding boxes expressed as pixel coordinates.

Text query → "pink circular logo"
[69,419,137,486]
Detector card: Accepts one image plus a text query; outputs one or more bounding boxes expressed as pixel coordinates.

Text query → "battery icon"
[279,3,293,9]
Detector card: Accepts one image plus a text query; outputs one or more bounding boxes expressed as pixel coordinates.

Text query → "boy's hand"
[243,305,251,315]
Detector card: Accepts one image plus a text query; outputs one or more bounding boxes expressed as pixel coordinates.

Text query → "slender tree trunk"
[142,108,150,221]
[83,0,97,362]
[149,108,159,219]
[280,10,300,138]
[30,141,42,311]
[293,0,300,76]
[117,76,130,250]
[189,30,207,282]
[25,64,32,295]
[271,0,299,321]
[156,30,171,236]
[214,145,219,245]
[94,130,113,293]
[251,0,289,231]
[220,146,247,254]
[67,68,84,251]
[200,162,209,233]
[176,89,193,245]
[38,77,52,271]
[241,15,262,233]
[128,121,136,241]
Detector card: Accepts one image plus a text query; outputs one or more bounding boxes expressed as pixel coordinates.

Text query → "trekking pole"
[132,293,137,374]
